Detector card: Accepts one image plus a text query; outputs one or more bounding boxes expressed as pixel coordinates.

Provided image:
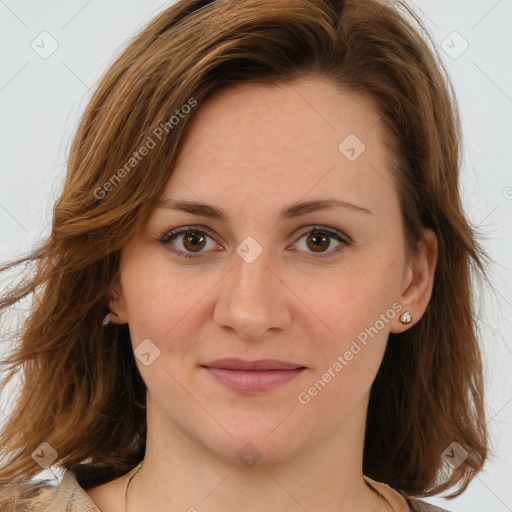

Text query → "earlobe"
[104,281,129,325]
[390,228,438,333]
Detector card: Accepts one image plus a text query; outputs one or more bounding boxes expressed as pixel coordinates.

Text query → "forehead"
[162,78,396,212]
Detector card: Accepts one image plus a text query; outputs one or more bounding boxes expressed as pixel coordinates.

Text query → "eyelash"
[158,224,352,260]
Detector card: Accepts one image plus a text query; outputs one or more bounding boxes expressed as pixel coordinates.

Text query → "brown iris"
[182,231,207,252]
[306,231,330,252]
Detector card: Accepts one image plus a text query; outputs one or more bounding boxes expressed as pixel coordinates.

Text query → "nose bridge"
[213,238,290,339]
[229,239,277,310]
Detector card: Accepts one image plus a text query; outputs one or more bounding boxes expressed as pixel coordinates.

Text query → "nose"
[213,246,292,340]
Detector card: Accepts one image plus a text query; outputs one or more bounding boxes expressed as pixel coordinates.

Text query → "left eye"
[292,227,350,258]
[159,225,351,259]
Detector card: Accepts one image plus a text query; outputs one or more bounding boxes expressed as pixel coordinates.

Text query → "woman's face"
[111,77,433,464]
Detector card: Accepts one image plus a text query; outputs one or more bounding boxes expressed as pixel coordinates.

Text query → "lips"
[201,358,306,394]
[202,358,305,371]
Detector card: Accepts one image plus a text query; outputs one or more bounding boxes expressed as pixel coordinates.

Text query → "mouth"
[200,358,306,394]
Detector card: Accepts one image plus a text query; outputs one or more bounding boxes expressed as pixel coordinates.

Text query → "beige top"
[4,470,453,512]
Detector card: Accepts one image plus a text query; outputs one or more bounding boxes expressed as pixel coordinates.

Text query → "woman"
[0,0,488,511]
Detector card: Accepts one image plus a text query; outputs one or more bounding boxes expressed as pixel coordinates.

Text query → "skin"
[86,77,438,512]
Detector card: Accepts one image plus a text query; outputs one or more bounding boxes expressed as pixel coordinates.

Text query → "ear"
[390,227,438,333]
[106,281,129,324]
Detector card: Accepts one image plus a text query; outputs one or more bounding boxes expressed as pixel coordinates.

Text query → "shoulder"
[0,478,58,512]
[364,476,455,512]
[406,496,455,512]
[0,470,100,512]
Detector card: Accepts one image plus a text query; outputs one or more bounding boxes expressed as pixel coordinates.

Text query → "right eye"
[159,225,222,259]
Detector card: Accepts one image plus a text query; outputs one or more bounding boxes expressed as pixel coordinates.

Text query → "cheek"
[305,249,403,386]
[313,253,402,337]
[300,289,391,417]
[119,249,204,346]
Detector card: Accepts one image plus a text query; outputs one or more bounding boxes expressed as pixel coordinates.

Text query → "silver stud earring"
[103,297,118,326]
[102,312,113,326]
[399,310,412,325]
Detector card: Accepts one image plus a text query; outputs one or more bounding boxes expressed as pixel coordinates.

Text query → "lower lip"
[203,367,305,394]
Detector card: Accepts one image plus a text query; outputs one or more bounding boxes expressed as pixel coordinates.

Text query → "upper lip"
[202,358,305,371]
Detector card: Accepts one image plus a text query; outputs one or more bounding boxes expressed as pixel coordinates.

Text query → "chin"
[195,419,311,467]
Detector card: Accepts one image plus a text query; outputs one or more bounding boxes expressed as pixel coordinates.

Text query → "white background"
[0,1,511,511]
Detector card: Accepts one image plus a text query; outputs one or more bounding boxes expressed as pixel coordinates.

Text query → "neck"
[125,397,395,512]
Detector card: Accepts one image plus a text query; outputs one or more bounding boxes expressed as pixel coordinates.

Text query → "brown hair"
[0,0,488,502]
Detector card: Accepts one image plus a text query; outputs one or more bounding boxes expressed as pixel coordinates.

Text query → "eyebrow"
[155,197,373,222]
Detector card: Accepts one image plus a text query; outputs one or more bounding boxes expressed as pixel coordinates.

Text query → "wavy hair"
[0,0,488,502]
